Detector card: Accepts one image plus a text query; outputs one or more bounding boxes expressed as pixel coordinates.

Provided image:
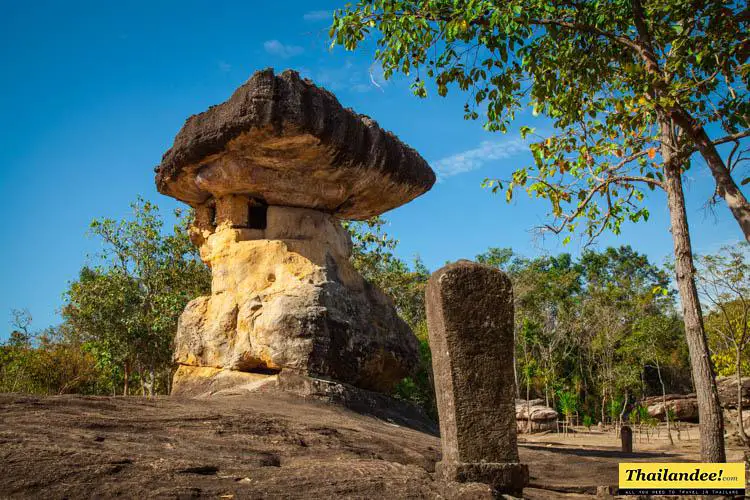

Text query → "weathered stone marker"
[426,261,528,496]
[621,425,633,453]
[156,69,435,396]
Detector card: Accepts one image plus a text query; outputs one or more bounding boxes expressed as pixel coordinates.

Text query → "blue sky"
[0,1,741,333]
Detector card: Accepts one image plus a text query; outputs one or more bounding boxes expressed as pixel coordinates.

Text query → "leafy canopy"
[697,242,750,376]
[331,0,748,242]
[63,198,210,374]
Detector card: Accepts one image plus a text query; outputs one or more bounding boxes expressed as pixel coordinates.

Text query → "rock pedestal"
[516,399,558,433]
[425,261,528,496]
[156,69,435,395]
[172,202,417,393]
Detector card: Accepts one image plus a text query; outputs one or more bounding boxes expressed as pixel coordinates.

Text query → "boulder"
[155,69,435,220]
[641,394,699,422]
[516,400,558,433]
[716,376,750,409]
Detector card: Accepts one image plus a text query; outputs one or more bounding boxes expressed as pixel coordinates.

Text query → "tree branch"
[527,18,642,53]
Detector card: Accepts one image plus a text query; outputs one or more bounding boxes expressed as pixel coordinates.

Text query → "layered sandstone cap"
[155,69,435,220]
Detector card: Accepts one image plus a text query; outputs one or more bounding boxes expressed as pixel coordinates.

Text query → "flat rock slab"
[155,68,435,219]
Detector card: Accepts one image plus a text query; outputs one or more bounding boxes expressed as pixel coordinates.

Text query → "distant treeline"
[2,200,747,428]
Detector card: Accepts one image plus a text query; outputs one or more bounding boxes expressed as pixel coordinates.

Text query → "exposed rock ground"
[0,393,726,499]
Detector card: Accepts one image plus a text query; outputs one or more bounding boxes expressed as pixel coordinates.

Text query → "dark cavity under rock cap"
[155,68,435,220]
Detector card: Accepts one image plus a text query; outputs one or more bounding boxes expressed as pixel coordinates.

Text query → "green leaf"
[519,125,535,139]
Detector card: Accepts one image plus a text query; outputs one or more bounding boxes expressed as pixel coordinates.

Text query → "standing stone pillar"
[621,425,633,453]
[426,261,528,496]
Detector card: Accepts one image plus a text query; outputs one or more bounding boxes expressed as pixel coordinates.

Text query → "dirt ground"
[0,393,743,499]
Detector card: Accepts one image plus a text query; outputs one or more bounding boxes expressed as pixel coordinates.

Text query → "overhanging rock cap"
[155,68,435,220]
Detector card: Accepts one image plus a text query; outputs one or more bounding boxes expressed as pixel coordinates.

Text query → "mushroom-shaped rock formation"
[156,69,435,396]
[156,68,435,220]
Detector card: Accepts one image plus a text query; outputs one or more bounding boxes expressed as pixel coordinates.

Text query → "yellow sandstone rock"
[172,203,418,393]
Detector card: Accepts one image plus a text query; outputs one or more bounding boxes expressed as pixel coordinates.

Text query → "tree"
[1,314,102,395]
[331,1,748,239]
[64,267,142,394]
[330,0,743,461]
[579,246,678,430]
[478,249,582,407]
[697,242,750,446]
[63,198,210,396]
[475,245,688,427]
[628,313,686,444]
[9,308,32,347]
[345,216,431,327]
[518,318,540,432]
[517,255,580,408]
[2,309,35,392]
[558,390,578,435]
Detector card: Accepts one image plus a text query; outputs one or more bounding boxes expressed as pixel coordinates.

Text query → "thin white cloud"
[302,60,387,94]
[432,138,529,179]
[367,64,388,91]
[217,60,231,72]
[263,40,304,59]
[303,10,331,22]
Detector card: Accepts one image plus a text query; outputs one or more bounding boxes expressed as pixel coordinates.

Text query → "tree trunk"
[148,366,155,398]
[123,360,130,396]
[138,365,146,396]
[737,348,748,446]
[526,377,532,434]
[619,390,628,431]
[656,359,674,445]
[513,330,520,399]
[669,111,750,241]
[662,131,726,462]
